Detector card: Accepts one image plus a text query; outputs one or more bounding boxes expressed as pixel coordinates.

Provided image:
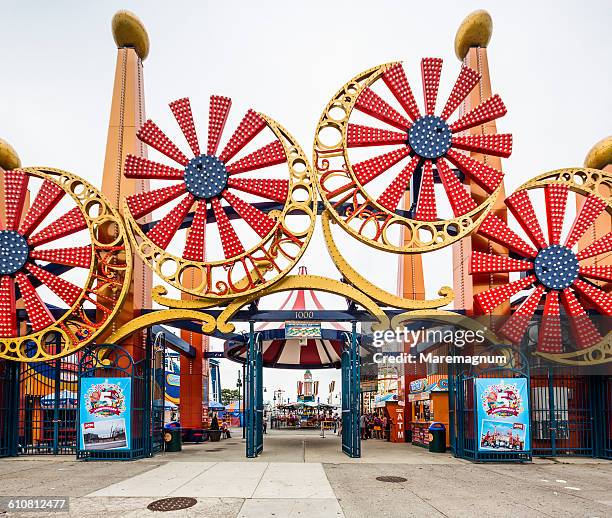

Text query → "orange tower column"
[396,193,426,301]
[100,11,152,358]
[396,193,425,430]
[580,137,612,283]
[451,10,509,315]
[180,269,210,430]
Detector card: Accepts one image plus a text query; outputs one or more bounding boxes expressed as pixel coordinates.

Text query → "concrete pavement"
[0,429,610,517]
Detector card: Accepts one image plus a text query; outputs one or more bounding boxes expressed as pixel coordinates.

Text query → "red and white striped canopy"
[225,267,368,369]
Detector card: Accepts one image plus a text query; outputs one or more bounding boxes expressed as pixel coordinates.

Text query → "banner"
[79,377,131,451]
[475,378,530,453]
[285,321,322,338]
[165,352,180,407]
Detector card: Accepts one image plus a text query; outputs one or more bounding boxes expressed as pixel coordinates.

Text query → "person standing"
[360,413,367,440]
[374,415,382,439]
[385,414,391,442]
[365,414,372,440]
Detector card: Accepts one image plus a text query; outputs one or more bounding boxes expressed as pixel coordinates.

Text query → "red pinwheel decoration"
[0,168,130,361]
[347,58,511,219]
[470,183,612,353]
[0,170,89,338]
[123,96,315,298]
[315,58,512,252]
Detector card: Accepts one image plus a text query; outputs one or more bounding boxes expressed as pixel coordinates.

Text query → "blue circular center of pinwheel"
[408,115,452,159]
[0,230,29,276]
[534,244,579,290]
[184,155,228,199]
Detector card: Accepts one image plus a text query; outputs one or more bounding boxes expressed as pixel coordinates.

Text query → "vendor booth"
[408,376,449,448]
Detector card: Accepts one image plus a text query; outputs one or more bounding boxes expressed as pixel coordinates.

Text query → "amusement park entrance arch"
[104,274,396,459]
[2,7,612,465]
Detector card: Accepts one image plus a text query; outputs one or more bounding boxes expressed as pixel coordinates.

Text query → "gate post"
[144,329,152,457]
[246,321,256,458]
[7,361,20,457]
[448,363,456,455]
[589,376,602,459]
[341,339,350,456]
[341,322,361,458]
[351,321,361,458]
[52,355,61,455]
[547,368,557,457]
[255,332,263,456]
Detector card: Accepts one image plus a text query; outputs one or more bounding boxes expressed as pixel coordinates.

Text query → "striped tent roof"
[225,267,369,369]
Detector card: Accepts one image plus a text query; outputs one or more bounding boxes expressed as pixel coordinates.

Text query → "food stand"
[408,376,449,448]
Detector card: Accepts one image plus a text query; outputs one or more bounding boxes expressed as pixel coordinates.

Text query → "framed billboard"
[79,377,131,451]
[285,321,322,339]
[475,378,530,453]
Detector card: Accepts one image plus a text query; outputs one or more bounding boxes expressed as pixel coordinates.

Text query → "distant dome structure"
[225,266,369,369]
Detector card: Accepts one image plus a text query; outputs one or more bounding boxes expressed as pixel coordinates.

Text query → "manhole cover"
[147,497,197,512]
[376,476,407,483]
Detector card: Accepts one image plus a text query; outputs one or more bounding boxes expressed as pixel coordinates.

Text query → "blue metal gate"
[595,376,612,459]
[0,360,18,457]
[246,322,263,458]
[341,322,360,458]
[449,345,531,462]
[17,353,79,455]
[77,344,148,460]
[530,370,598,457]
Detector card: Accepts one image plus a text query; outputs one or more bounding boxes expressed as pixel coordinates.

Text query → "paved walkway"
[90,461,341,516]
[0,429,610,517]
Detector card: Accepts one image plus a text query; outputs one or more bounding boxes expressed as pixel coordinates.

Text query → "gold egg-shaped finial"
[454,10,493,60]
[0,138,21,170]
[111,10,149,60]
[584,136,612,170]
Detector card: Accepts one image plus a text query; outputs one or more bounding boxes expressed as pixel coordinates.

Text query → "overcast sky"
[2,1,610,402]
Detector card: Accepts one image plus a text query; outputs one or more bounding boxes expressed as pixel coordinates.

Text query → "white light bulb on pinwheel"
[314,58,511,253]
[469,180,612,354]
[122,96,316,298]
[0,168,131,361]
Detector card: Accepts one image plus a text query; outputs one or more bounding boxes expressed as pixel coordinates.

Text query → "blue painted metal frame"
[151,325,196,358]
[449,345,531,462]
[0,360,19,457]
[77,343,149,461]
[341,322,361,458]
[595,376,612,459]
[245,322,264,458]
[225,327,372,370]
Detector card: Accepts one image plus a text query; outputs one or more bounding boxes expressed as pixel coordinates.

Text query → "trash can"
[428,422,446,453]
[164,427,182,452]
[405,428,412,443]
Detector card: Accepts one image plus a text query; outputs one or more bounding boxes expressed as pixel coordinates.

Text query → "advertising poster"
[285,322,322,338]
[165,352,180,408]
[475,378,530,453]
[79,377,131,451]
